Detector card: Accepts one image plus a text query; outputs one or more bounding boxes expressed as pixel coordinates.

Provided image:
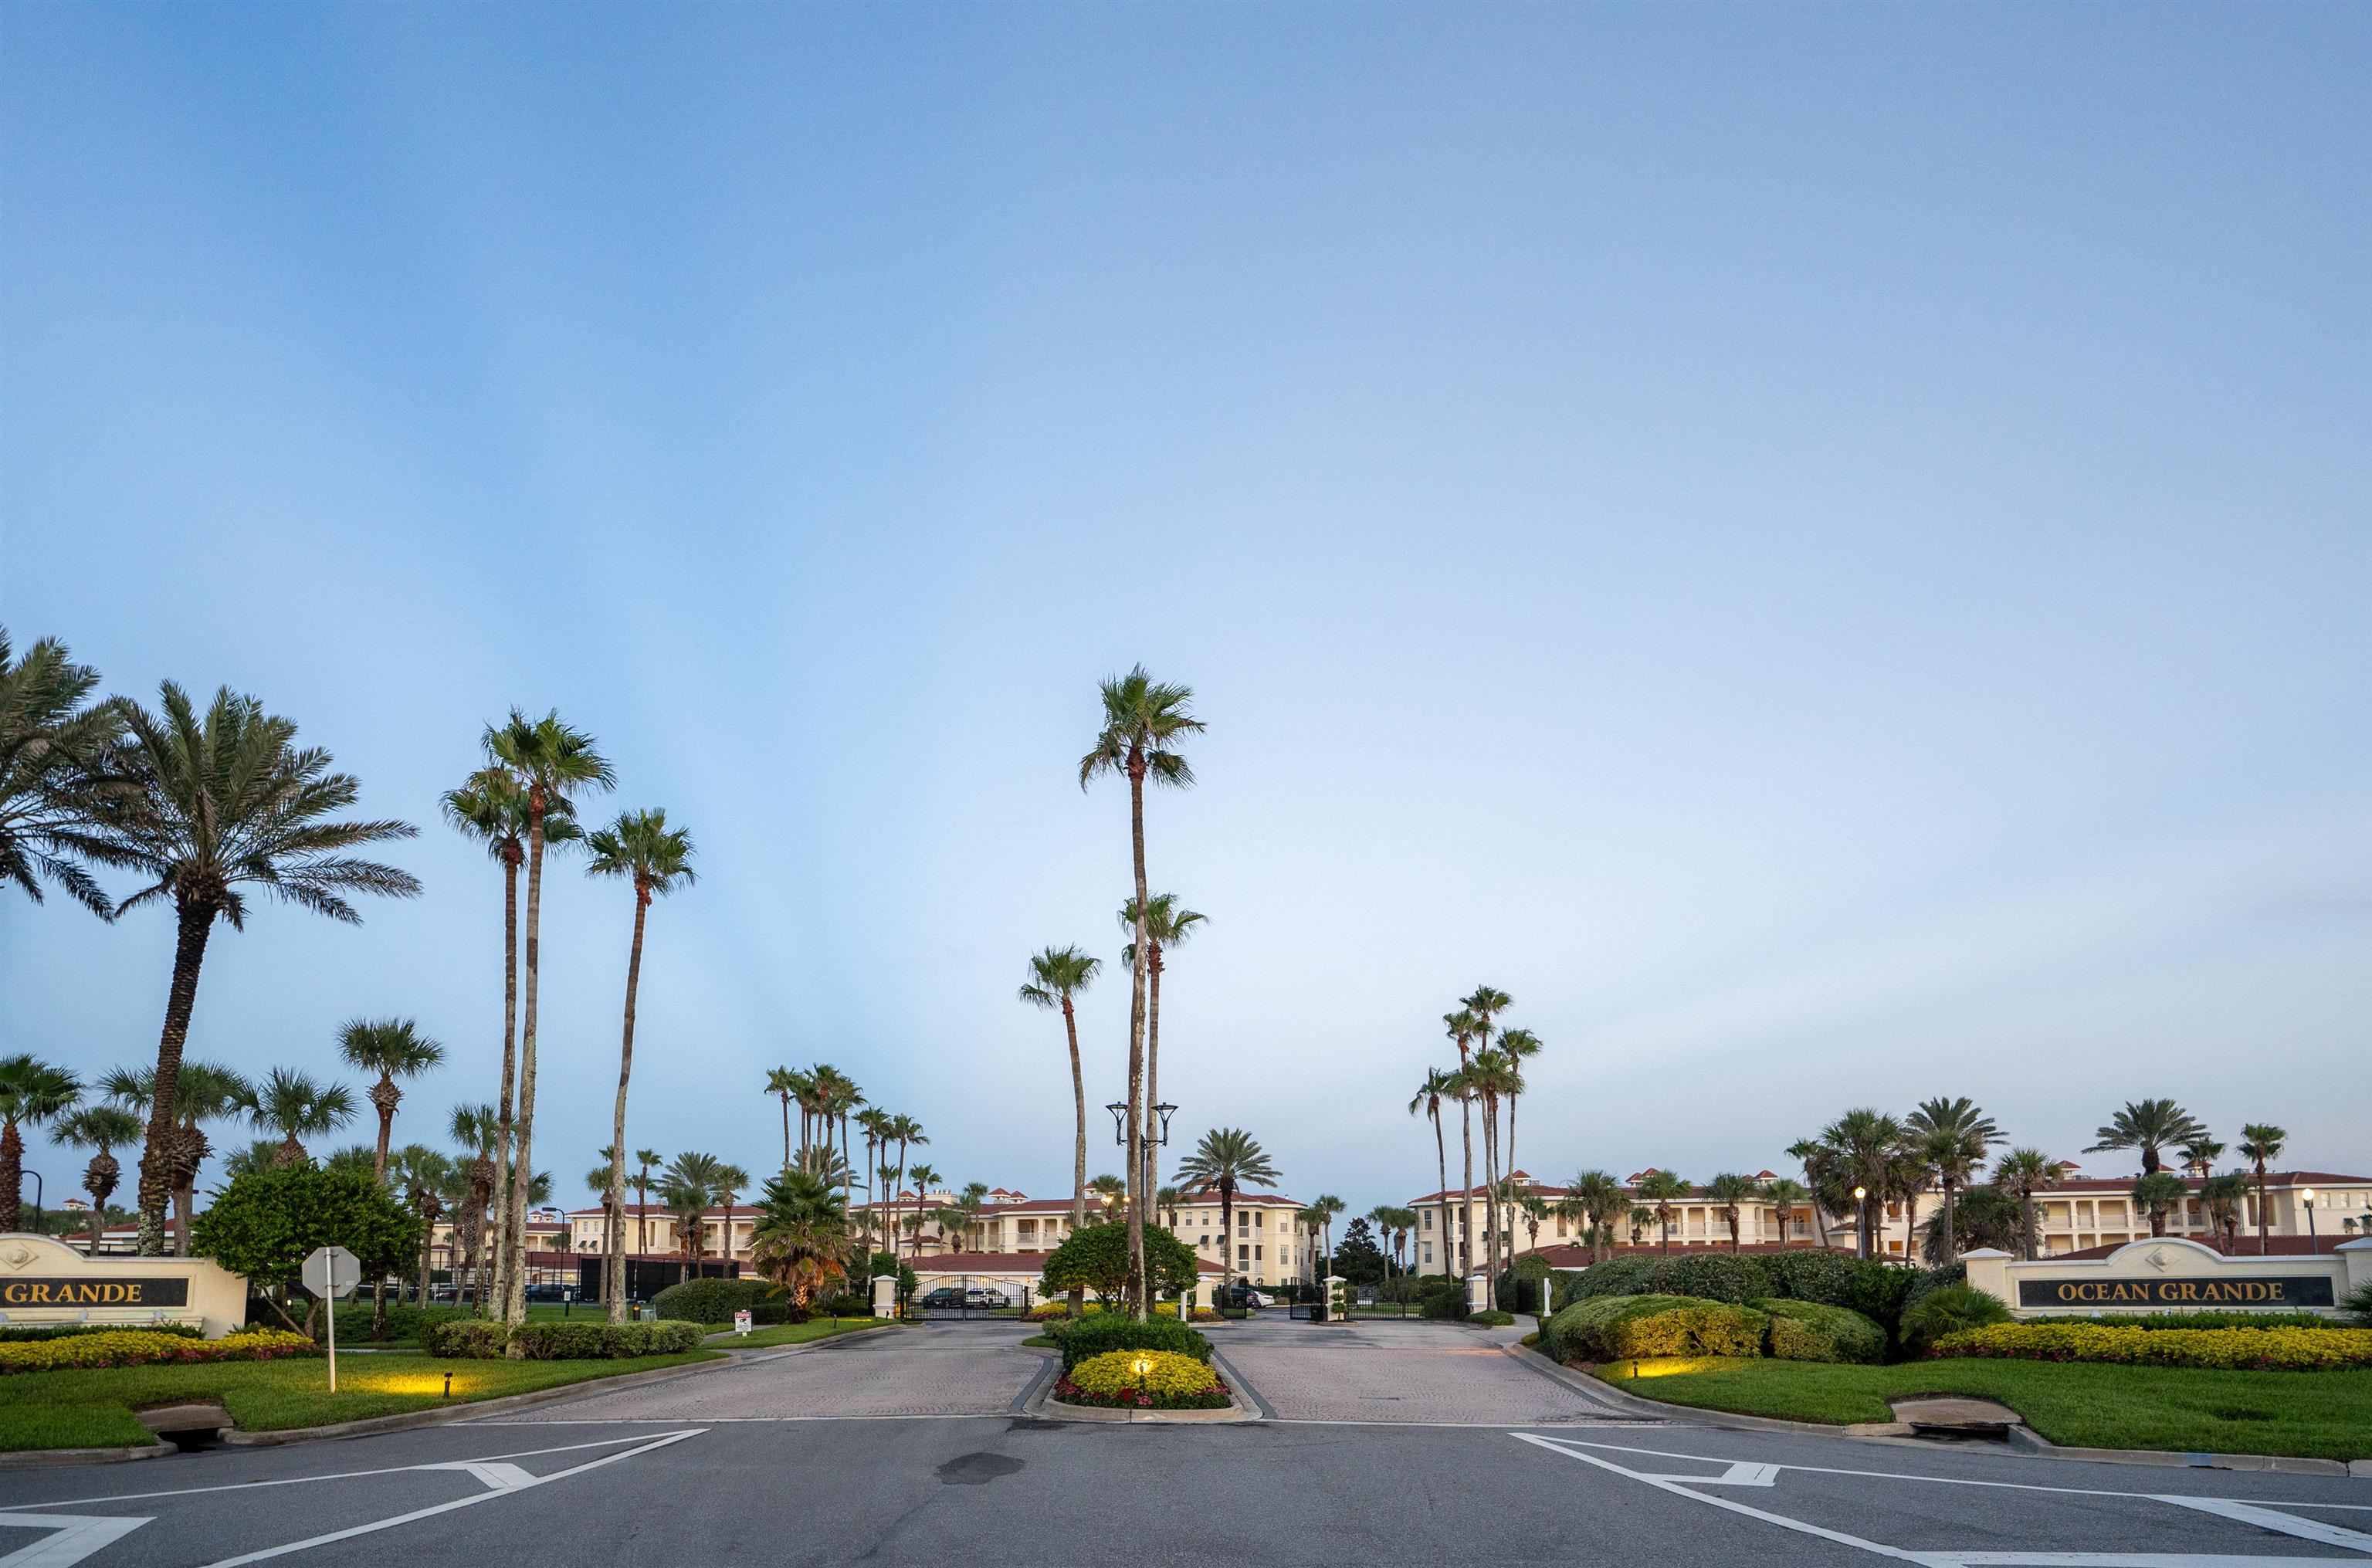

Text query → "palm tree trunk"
[135,899,214,1255]
[1143,948,1162,1203]
[1939,1183,1959,1265]
[1063,997,1087,1237]
[1480,1095,1501,1293]
[1430,1113,1448,1277]
[1458,1089,1475,1282]
[1123,763,1150,1322]
[503,807,548,1353]
[0,1122,22,1234]
[1219,1177,1234,1294]
[489,849,521,1331]
[2255,1167,2269,1255]
[606,891,649,1326]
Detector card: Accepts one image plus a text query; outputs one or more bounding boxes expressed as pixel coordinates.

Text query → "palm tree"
[1991,1147,2065,1261]
[1467,1046,1523,1286]
[1906,1097,2002,1265]
[2199,1173,2249,1253]
[1173,1128,1278,1291]
[631,1147,665,1258]
[748,1166,852,1314]
[1408,1068,1455,1275]
[766,1068,805,1170]
[1704,1173,1757,1251]
[242,1068,356,1167]
[1120,893,1207,1198]
[1763,1177,1811,1248]
[2131,1172,2188,1238]
[102,682,419,1252]
[1460,987,1512,1279]
[1635,1170,1689,1254]
[2177,1133,2226,1180]
[336,1018,444,1184]
[882,1115,926,1258]
[2236,1123,2287,1255]
[101,1062,249,1255]
[56,1105,141,1252]
[483,710,613,1342]
[1365,1204,1401,1276]
[449,1104,500,1307]
[1517,1193,1548,1256]
[813,1066,864,1211]
[1495,1026,1543,1190]
[1442,1009,1480,1275]
[584,808,696,1322]
[1080,665,1203,1318]
[0,630,126,916]
[392,1144,453,1305]
[1019,945,1102,1237]
[664,1151,726,1272]
[0,1056,80,1231]
[1818,1109,1908,1258]
[1308,1194,1346,1285]
[1787,1136,1840,1251]
[1568,1170,1625,1265]
[2087,1099,2204,1177]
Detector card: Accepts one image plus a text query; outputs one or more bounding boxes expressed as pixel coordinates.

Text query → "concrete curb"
[1523,1349,2367,1477]
[220,1351,745,1447]
[1015,1343,1255,1425]
[0,1442,175,1471]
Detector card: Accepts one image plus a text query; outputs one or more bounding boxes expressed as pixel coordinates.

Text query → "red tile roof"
[908,1250,1226,1274]
[2051,1235,2360,1260]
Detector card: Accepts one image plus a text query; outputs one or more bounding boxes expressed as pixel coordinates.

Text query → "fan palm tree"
[101,1062,249,1255]
[813,1066,864,1211]
[1703,1173,1757,1251]
[1568,1170,1625,1265]
[55,1104,141,1252]
[1120,893,1207,1198]
[1762,1177,1811,1248]
[482,710,612,1340]
[663,1151,726,1271]
[748,1165,852,1313]
[242,1068,356,1167]
[1016,942,1103,1237]
[2087,1099,2204,1177]
[1459,987,1512,1277]
[0,1055,79,1232]
[1080,665,1203,1318]
[585,807,696,1322]
[1365,1204,1401,1276]
[1635,1170,1689,1254]
[882,1115,927,1258]
[1408,1068,1455,1275]
[1818,1109,1908,1258]
[1495,1026,1543,1190]
[0,630,127,916]
[1471,1046,1525,1285]
[441,766,578,1330]
[335,1018,444,1184]
[2199,1173,2249,1253]
[2131,1172,2188,1238]
[2177,1133,2226,1180]
[1905,1096,2001,1265]
[1173,1128,1278,1290]
[391,1144,453,1306]
[101,682,419,1252]
[449,1104,500,1308]
[1442,1009,1480,1275]
[1991,1147,2065,1260]
[1787,1136,1841,1251]
[2236,1123,2286,1255]
[764,1068,807,1170]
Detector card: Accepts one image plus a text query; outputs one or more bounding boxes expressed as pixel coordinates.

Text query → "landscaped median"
[1035,1311,1239,1417]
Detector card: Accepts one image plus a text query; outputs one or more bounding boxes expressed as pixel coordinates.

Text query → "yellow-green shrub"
[1933,1322,2372,1371]
[1545,1294,1767,1363]
[1066,1348,1222,1398]
[0,1328,317,1374]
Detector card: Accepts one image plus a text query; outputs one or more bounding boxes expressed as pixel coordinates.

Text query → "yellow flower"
[1066,1348,1221,1397]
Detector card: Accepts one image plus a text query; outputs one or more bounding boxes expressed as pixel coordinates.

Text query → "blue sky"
[3,4,2366,1231]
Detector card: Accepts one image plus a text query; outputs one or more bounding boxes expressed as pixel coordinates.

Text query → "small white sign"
[733,1309,753,1336]
[301,1246,362,1300]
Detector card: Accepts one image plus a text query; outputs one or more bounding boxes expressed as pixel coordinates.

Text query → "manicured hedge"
[1560,1251,1935,1345]
[1056,1349,1228,1410]
[424,1318,704,1359]
[1469,1310,1516,1327]
[0,1322,205,1344]
[1051,1312,1211,1371]
[650,1278,787,1325]
[2055,1311,2339,1332]
[1649,1255,1772,1305]
[1754,1299,1884,1363]
[1545,1294,1767,1363]
[1898,1283,2013,1352]
[1933,1322,2372,1371]
[0,1328,315,1373]
[420,1319,510,1359]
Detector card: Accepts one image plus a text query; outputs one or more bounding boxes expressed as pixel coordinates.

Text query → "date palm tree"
[0,630,127,915]
[0,1055,80,1231]
[1704,1173,1757,1252]
[337,1018,444,1185]
[2087,1098,2204,1177]
[1173,1128,1277,1291]
[586,807,696,1322]
[1120,894,1207,1198]
[243,1068,356,1167]
[2236,1123,2286,1255]
[2131,1171,2188,1238]
[1763,1177,1811,1248]
[1080,665,1203,1318]
[1818,1109,1908,1258]
[749,1165,853,1313]
[1991,1147,2065,1260]
[102,682,419,1252]
[1635,1169,1689,1254]
[1408,1068,1455,1275]
[1906,1097,2001,1265]
[56,1105,141,1252]
[1567,1170,1625,1265]
[483,710,612,1343]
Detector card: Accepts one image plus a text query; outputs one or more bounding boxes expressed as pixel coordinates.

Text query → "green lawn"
[715,1317,890,1350]
[0,1350,720,1451]
[1590,1356,2372,1461]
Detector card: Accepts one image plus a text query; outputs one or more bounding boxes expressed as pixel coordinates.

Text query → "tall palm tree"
[853,1109,890,1243]
[664,1151,726,1272]
[1818,1109,1908,1258]
[1365,1204,1401,1276]
[1442,1009,1480,1277]
[1635,1170,1689,1254]
[101,1062,249,1255]
[2086,1099,2204,1177]
[2177,1133,2226,1180]
[0,630,126,916]
[56,1105,141,1252]
[1120,893,1207,1199]
[1308,1194,1345,1285]
[1991,1147,2065,1261]
[1408,1068,1455,1275]
[631,1147,665,1258]
[1495,1026,1543,1189]
[242,1068,356,1167]
[713,1160,754,1267]
[1568,1170,1625,1265]
[1459,987,1512,1280]
[883,1116,926,1259]
[1704,1173,1757,1251]
[1080,664,1203,1319]
[0,1055,80,1231]
[1787,1136,1840,1251]
[483,710,612,1343]
[1172,1127,1277,1291]
[2236,1123,2287,1255]
[337,1018,444,1184]
[812,1066,863,1211]
[1763,1177,1811,1249]
[102,682,419,1252]
[585,807,696,1322]
[766,1068,805,1170]
[2199,1173,2249,1253]
[1466,1045,1522,1286]
[1906,1097,2002,1265]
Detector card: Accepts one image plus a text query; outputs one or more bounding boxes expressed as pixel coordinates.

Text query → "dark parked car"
[919,1286,967,1309]
[1217,1283,1273,1309]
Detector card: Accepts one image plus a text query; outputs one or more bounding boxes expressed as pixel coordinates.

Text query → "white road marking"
[0,1513,151,1568]
[1921,1556,2346,1566]
[2156,1497,2372,1553]
[416,1463,537,1492]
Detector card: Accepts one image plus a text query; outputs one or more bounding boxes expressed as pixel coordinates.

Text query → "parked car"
[1218,1283,1272,1309]
[964,1287,1008,1309]
[919,1286,967,1309]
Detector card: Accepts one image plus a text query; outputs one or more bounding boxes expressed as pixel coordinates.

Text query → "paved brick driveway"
[494,1321,1048,1421]
[1211,1317,1649,1425]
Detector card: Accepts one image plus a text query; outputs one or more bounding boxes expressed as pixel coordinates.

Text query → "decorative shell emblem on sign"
[2144,1247,2170,1272]
[1,1243,35,1270]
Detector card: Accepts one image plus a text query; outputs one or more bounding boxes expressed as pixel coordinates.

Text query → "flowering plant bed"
[0,1329,317,1375]
[1052,1348,1231,1410]
[1933,1322,2372,1372]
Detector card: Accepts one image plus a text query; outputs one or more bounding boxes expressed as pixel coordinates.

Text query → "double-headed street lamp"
[1105,1099,1178,1147]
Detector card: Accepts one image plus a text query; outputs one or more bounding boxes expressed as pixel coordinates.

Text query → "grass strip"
[717,1317,890,1350]
[1588,1355,2372,1461]
[0,1350,720,1451]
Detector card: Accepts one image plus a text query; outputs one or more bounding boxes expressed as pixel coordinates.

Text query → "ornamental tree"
[191,1162,422,1334]
[1039,1220,1198,1307]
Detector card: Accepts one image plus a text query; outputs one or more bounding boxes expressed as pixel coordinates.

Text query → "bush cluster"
[1468,1310,1516,1328]
[817,1294,872,1319]
[2048,1310,2338,1332]
[1417,1275,1469,1320]
[0,1327,315,1374]
[1898,1284,2014,1353]
[1056,1348,1228,1410]
[1051,1312,1211,1372]
[1559,1250,1936,1346]
[650,1278,786,1325]
[423,1318,703,1359]
[1754,1299,1885,1363]
[0,1322,205,1344]
[1933,1322,2372,1371]
[1546,1294,1769,1362]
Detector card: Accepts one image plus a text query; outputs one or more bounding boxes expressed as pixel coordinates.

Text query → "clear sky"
[3,4,2366,1234]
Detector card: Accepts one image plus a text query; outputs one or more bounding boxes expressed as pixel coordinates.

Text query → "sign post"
[733,1309,752,1337]
[301,1245,363,1391]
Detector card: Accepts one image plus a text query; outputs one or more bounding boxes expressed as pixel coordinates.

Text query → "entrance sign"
[0,1234,246,1338]
[301,1245,363,1392]
[1964,1238,2370,1322]
[1,1277,190,1308]
[2015,1275,2333,1309]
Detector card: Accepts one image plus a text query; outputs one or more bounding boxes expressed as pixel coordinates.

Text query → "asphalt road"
[2,1319,2365,1567]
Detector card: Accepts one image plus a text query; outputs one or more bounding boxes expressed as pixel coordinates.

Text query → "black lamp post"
[19,1170,43,1239]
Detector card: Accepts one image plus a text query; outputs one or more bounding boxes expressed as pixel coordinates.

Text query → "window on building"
[1423,1211,1433,1230]
[1238,1244,1249,1264]
[1422,1242,1433,1264]
[1255,1245,1262,1260]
